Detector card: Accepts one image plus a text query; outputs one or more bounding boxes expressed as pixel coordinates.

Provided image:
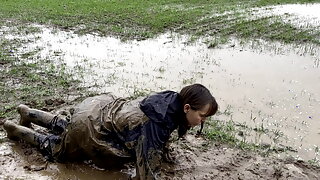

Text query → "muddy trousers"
[5,113,68,160]
[40,116,69,135]
[17,104,68,135]
[18,105,70,160]
[35,116,69,160]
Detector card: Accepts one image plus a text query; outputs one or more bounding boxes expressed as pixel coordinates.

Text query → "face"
[184,103,210,127]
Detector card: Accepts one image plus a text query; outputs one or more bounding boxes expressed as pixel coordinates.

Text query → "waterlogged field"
[1,0,320,179]
[12,22,320,159]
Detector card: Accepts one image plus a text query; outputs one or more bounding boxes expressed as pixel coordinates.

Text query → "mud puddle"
[1,3,320,179]
[2,28,320,178]
[272,3,320,20]
[250,3,320,29]
[9,23,320,158]
[0,130,134,179]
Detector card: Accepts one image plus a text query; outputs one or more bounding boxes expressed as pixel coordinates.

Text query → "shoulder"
[139,90,182,127]
[139,91,179,112]
[141,91,179,103]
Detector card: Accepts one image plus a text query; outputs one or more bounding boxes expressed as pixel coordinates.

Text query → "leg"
[3,121,46,146]
[18,104,68,134]
[4,121,61,160]
[18,104,55,128]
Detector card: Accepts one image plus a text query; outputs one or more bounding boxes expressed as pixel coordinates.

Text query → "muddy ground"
[1,84,319,180]
[1,2,320,179]
[164,135,320,180]
[1,121,320,180]
[1,30,320,179]
[1,30,320,180]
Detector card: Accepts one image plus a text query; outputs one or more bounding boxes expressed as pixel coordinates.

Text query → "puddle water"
[1,3,320,178]
[207,3,320,30]
[0,133,131,179]
[247,3,320,29]
[13,25,320,162]
[272,4,320,19]
[271,3,320,29]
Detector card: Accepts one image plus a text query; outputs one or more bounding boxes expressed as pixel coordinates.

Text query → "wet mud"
[12,25,320,161]
[0,123,132,179]
[1,3,320,180]
[2,127,320,179]
[162,135,320,179]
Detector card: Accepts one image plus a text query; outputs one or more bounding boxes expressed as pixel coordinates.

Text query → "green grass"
[0,27,88,120]
[0,0,319,44]
[201,117,295,156]
[128,86,152,100]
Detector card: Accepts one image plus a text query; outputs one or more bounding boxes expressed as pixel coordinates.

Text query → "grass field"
[0,0,319,43]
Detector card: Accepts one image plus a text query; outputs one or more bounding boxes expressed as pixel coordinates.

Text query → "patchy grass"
[0,24,89,120]
[128,86,152,100]
[200,117,295,156]
[0,0,319,44]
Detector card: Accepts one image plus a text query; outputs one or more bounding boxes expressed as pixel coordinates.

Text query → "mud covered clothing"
[44,91,185,179]
[135,91,185,179]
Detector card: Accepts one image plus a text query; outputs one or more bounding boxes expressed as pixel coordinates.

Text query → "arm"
[135,120,169,180]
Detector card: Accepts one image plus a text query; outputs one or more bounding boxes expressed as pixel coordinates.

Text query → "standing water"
[18,25,320,161]
[1,3,320,179]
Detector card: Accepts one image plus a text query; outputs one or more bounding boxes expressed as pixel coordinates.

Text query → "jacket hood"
[139,91,185,130]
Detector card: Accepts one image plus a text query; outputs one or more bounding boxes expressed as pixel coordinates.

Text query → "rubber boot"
[18,104,55,128]
[17,104,68,135]
[3,121,45,146]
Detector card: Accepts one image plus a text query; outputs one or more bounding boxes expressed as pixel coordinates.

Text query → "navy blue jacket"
[136,91,185,179]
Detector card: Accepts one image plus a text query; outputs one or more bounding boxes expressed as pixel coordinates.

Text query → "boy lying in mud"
[3,84,218,179]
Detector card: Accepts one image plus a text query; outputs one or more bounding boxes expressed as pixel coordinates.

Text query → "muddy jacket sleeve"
[135,120,170,180]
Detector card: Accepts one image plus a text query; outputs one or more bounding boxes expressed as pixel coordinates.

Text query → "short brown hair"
[179,84,218,117]
[177,84,218,137]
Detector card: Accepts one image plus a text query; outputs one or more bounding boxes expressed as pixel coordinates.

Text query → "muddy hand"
[0,118,6,126]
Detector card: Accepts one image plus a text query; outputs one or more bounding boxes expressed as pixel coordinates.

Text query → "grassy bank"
[0,0,319,44]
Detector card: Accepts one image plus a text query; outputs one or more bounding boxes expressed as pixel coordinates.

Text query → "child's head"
[179,83,218,128]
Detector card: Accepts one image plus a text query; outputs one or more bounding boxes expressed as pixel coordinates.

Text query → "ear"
[183,104,191,113]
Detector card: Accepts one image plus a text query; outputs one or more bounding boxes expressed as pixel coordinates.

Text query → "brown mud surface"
[163,135,320,180]
[1,4,320,178]
[1,117,320,179]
